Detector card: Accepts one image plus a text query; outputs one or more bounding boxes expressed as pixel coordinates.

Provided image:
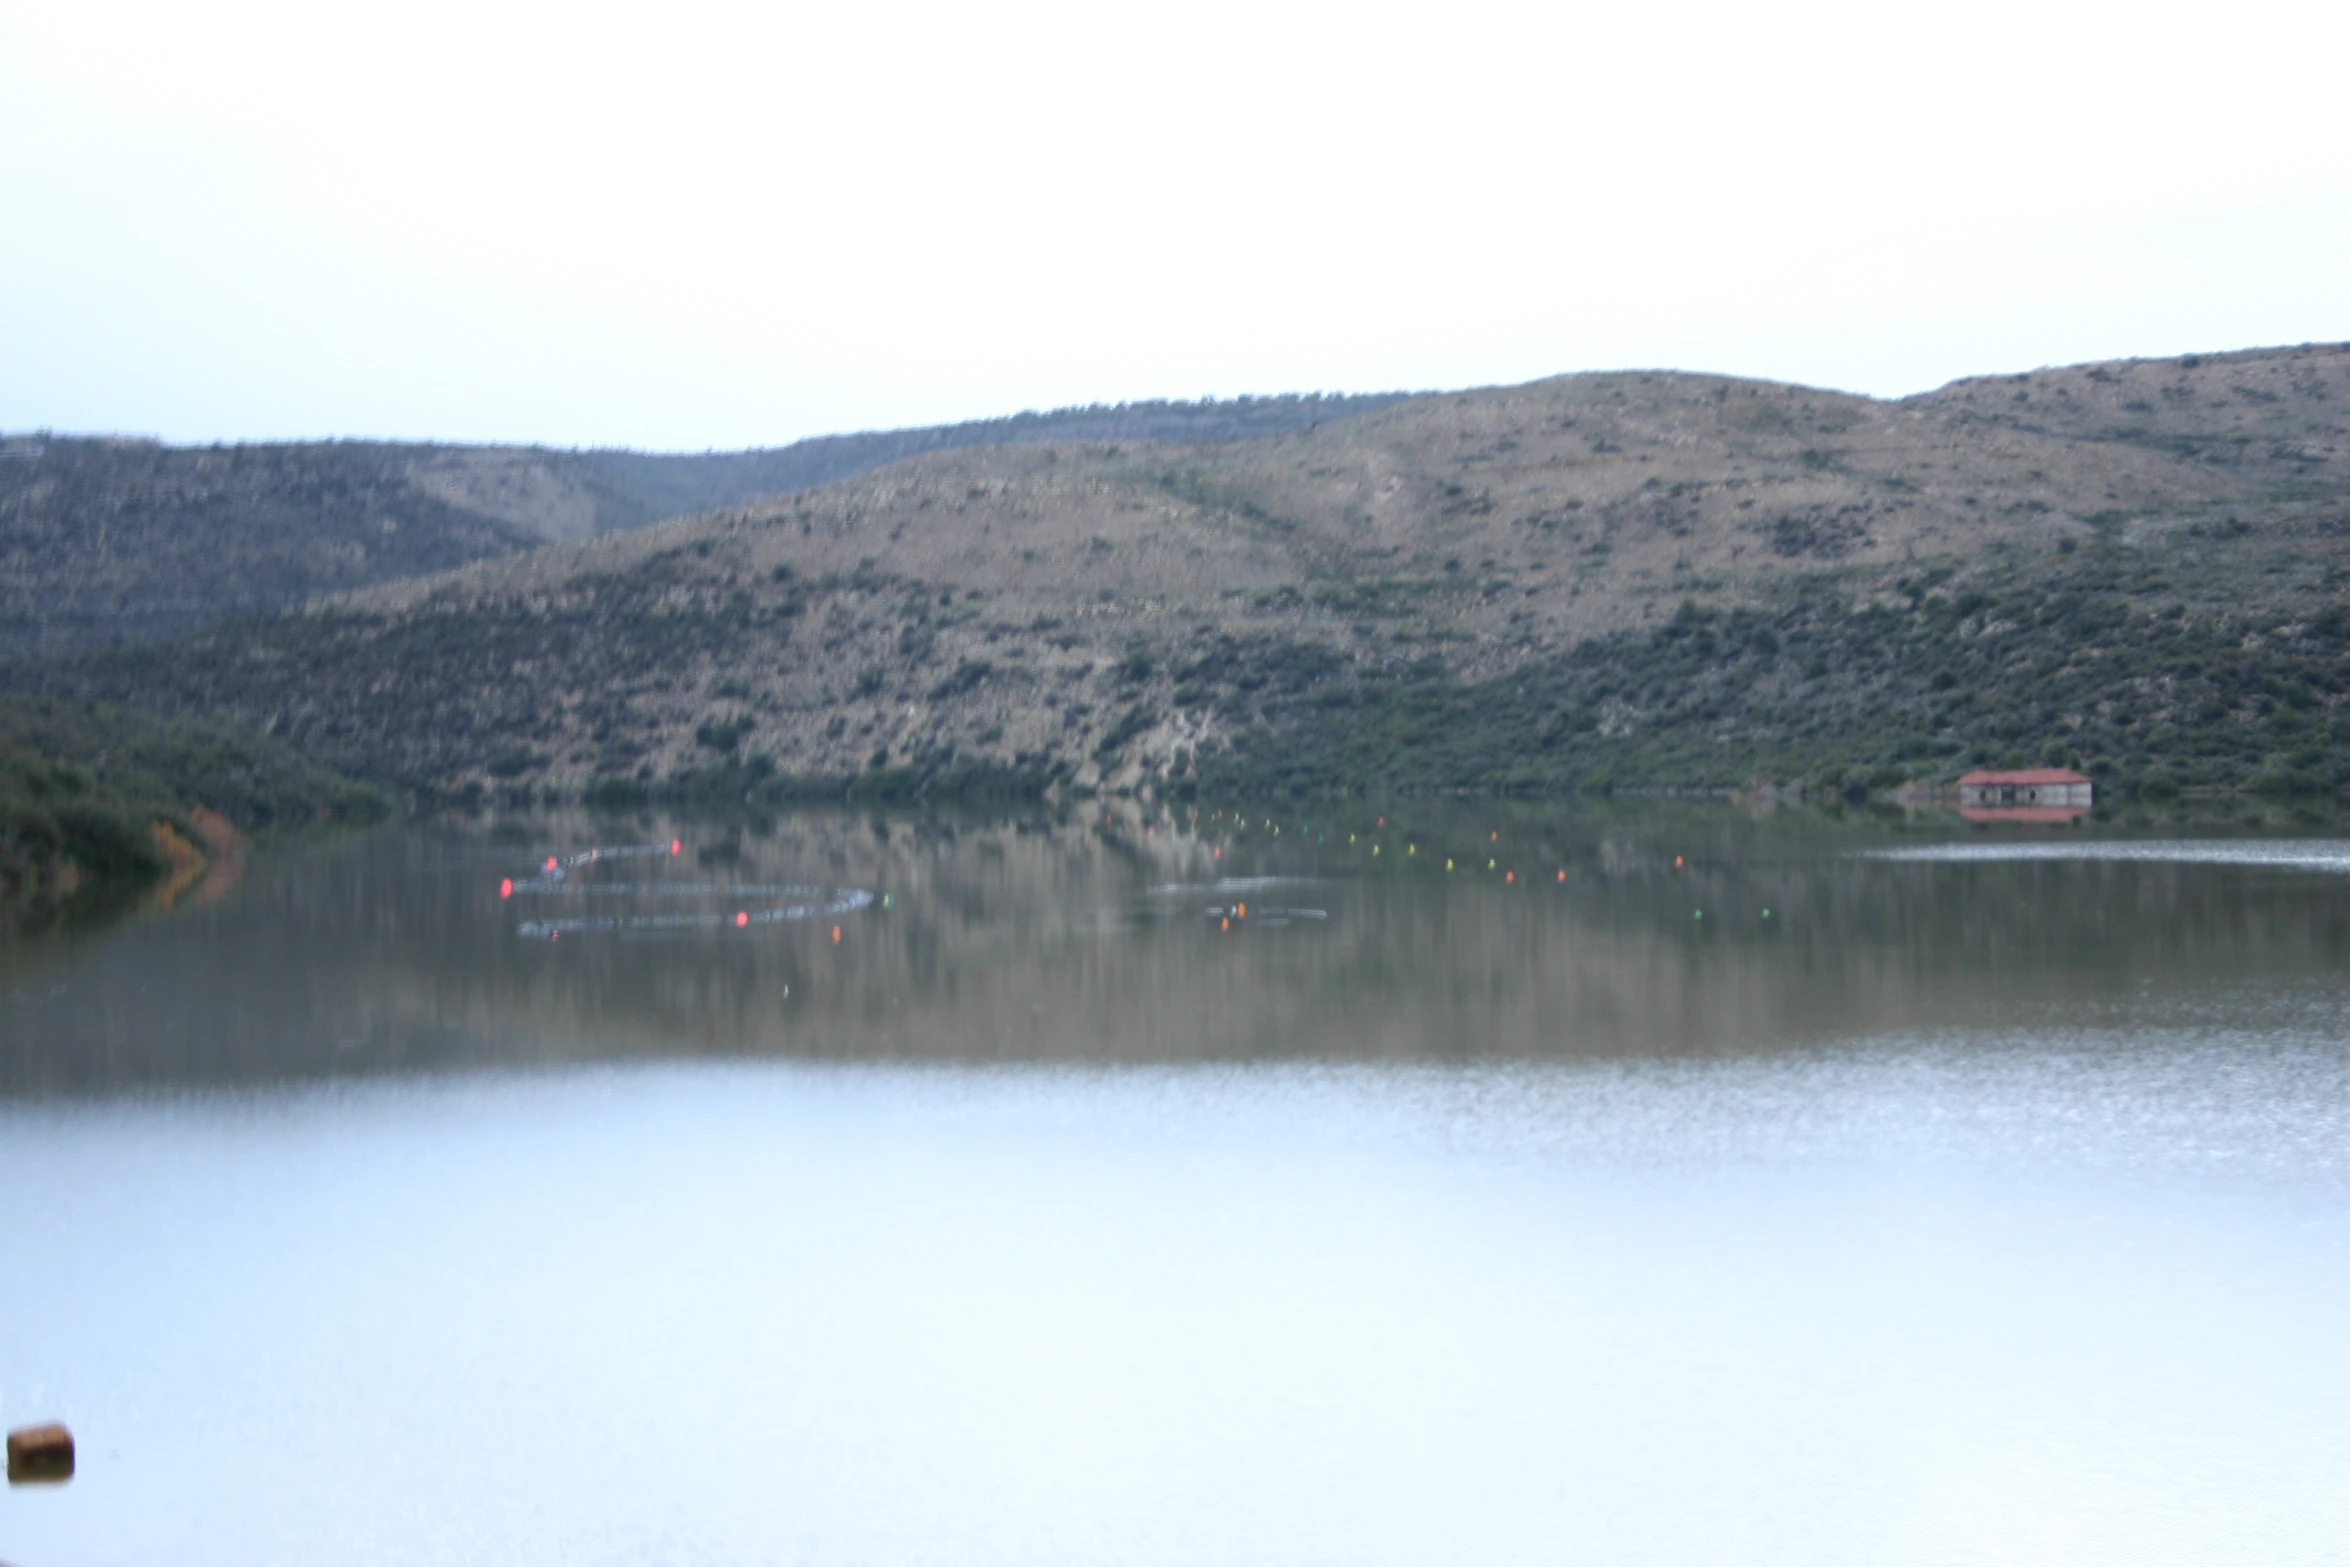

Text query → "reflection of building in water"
[1957,768,2092,824]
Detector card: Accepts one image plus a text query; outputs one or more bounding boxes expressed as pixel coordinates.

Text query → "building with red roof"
[1957,769,2092,810]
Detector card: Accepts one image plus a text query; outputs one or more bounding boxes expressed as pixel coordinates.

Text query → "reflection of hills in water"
[6,805,2350,1094]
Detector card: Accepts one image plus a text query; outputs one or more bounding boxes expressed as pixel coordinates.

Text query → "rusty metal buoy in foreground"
[7,1423,73,1484]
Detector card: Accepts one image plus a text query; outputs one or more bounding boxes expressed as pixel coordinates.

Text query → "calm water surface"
[2,805,2346,1565]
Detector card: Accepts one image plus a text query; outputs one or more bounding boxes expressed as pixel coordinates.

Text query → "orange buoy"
[1220,917,1230,932]
[1556,870,1566,882]
[1674,856,1684,868]
[831,925,842,943]
[1237,903,1247,919]
[1505,871,1515,883]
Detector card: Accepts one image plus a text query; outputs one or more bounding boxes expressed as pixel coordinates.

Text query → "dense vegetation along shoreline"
[0,697,390,916]
[3,344,2345,806]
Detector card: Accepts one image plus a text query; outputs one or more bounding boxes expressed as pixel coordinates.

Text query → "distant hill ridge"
[0,392,1412,661]
[11,341,2346,804]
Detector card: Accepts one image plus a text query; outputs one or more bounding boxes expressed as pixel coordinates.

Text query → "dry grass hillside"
[0,394,1401,661]
[1911,344,2350,488]
[13,344,2349,803]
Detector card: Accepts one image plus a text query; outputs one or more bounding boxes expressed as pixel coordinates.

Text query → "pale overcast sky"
[2,0,2344,449]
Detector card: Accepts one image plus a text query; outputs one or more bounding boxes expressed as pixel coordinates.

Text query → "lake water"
[3,804,2347,1565]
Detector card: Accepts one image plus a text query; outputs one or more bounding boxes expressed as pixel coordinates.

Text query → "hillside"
[0,394,1406,660]
[577,393,1415,522]
[1911,348,2350,485]
[8,345,2346,804]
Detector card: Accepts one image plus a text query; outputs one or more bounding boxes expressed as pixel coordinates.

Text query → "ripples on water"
[2,809,2347,1565]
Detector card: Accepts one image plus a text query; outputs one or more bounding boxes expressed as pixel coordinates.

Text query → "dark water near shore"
[3,805,2347,1564]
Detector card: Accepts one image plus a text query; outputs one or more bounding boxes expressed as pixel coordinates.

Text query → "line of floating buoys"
[502,879,804,899]
[1207,902,1326,930]
[515,887,872,941]
[534,841,685,872]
